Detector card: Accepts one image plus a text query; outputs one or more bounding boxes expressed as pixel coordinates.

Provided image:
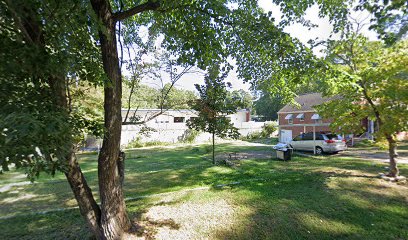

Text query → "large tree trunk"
[91,0,131,238]
[5,1,104,238]
[385,134,399,177]
[65,150,102,238]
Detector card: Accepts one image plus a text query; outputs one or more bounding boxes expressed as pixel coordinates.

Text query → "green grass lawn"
[1,140,407,239]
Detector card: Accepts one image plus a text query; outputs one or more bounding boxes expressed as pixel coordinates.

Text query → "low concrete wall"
[120,121,270,146]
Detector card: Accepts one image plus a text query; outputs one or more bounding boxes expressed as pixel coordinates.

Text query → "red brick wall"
[278,111,332,138]
[278,112,331,125]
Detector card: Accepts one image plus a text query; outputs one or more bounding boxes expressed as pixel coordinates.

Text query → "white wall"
[79,109,275,147]
[120,121,269,146]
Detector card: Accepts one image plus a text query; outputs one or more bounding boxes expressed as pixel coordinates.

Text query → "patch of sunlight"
[361,180,408,198]
[378,205,408,215]
[167,174,180,180]
[326,173,407,200]
[131,191,240,240]
[65,198,79,207]
[206,166,235,174]
[81,169,97,174]
[11,173,27,180]
[298,212,363,235]
[336,192,373,209]
[1,193,38,204]
[0,181,31,193]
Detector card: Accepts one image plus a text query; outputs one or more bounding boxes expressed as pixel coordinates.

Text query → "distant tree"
[121,48,198,124]
[122,83,159,109]
[319,35,408,177]
[187,67,240,164]
[227,89,253,110]
[161,83,197,110]
[254,77,323,121]
[254,93,285,121]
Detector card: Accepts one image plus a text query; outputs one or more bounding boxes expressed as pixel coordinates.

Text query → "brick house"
[277,93,407,143]
[277,93,333,143]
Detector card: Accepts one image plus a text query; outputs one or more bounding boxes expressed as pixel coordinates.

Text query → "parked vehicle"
[289,132,347,154]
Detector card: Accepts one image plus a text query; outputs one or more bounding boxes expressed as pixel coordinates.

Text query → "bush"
[125,137,169,149]
[126,137,144,148]
[240,122,278,140]
[240,131,263,140]
[180,129,200,143]
[261,122,277,138]
[353,138,388,150]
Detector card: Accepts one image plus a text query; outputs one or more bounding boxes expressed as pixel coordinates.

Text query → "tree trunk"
[48,75,103,238]
[5,2,104,238]
[65,150,102,238]
[385,134,399,177]
[362,86,399,177]
[212,132,215,164]
[91,0,131,238]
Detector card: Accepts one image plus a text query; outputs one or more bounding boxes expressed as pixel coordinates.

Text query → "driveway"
[293,141,408,164]
[337,141,408,164]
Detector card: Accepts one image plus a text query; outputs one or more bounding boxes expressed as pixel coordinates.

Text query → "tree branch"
[113,1,160,22]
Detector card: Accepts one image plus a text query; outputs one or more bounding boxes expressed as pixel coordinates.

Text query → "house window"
[311,113,322,124]
[174,117,185,123]
[189,117,198,122]
[296,113,305,121]
[285,114,294,124]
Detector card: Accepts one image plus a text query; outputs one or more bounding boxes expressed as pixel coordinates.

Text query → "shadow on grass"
[1,142,407,239]
[212,166,408,240]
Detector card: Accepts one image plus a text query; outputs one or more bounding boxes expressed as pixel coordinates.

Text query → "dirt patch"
[126,190,236,240]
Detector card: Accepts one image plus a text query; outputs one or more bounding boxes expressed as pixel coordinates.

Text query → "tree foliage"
[319,36,408,176]
[0,0,104,177]
[1,0,359,237]
[227,89,254,110]
[356,0,408,45]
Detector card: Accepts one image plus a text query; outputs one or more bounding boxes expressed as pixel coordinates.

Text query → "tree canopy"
[1,0,368,238]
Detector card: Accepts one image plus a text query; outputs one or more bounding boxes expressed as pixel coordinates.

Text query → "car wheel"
[315,147,323,155]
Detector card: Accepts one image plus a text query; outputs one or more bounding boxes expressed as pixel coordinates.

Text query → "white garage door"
[280,129,292,143]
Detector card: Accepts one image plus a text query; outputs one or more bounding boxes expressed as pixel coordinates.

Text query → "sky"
[127,1,378,93]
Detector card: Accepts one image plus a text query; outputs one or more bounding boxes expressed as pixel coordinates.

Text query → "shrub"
[261,122,277,138]
[240,131,263,140]
[125,137,169,149]
[126,137,144,149]
[180,129,200,143]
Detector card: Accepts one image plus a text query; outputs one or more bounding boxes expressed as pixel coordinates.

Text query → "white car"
[289,132,347,154]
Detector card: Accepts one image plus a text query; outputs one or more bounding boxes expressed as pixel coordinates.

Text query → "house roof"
[278,93,330,113]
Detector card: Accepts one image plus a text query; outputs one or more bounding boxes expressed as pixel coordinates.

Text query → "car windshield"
[325,134,342,140]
